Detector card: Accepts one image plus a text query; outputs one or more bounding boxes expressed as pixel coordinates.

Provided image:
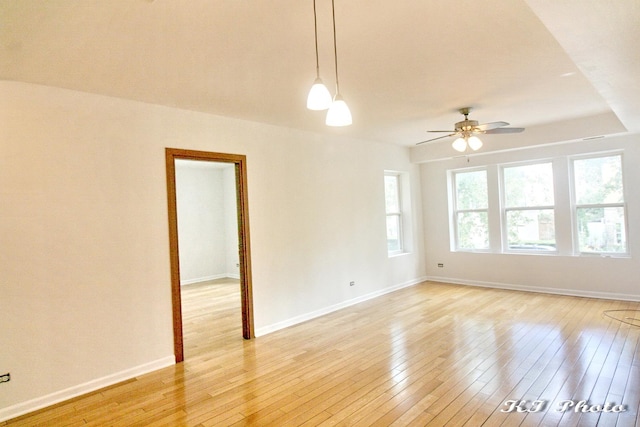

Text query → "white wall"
[420,134,640,300]
[175,160,238,284]
[0,81,425,419]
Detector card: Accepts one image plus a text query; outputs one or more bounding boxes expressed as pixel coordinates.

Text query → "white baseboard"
[425,275,640,302]
[254,277,428,337]
[181,273,238,286]
[0,356,175,423]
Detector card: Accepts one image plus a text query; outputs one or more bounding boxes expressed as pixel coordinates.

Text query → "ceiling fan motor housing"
[455,119,479,132]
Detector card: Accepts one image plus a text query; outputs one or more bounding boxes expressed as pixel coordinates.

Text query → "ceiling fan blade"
[476,121,509,131]
[416,133,457,145]
[427,130,455,133]
[484,127,525,134]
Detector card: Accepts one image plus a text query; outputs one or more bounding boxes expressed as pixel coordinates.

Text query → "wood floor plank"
[4,279,640,426]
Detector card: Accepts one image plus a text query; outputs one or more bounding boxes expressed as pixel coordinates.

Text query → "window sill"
[577,252,630,259]
[451,249,631,259]
[452,249,491,254]
[503,250,558,256]
[388,251,411,259]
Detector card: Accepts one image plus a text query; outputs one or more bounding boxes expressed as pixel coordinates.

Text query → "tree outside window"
[573,155,627,253]
[453,169,489,250]
[503,162,556,251]
[385,173,403,254]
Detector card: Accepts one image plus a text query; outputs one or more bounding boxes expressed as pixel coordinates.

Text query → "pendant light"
[325,0,352,126]
[306,0,332,110]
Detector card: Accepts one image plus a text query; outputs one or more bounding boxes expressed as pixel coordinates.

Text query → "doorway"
[165,148,254,363]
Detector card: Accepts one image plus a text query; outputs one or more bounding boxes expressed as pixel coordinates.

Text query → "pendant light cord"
[312,0,321,78]
[331,0,340,93]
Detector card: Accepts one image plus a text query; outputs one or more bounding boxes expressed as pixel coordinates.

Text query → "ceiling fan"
[416,107,525,152]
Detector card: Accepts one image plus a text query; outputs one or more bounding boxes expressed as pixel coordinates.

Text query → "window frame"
[569,152,629,256]
[500,160,558,254]
[451,167,490,252]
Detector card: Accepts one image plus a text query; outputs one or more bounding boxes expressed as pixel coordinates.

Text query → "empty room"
[1,1,639,426]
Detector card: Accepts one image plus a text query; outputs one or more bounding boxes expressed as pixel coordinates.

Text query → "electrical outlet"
[437,263,444,268]
[349,281,355,286]
[0,373,10,383]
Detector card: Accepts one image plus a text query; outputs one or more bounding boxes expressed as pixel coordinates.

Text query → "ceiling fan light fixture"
[326,93,352,126]
[452,137,467,152]
[467,135,483,150]
[416,107,525,149]
[307,77,332,110]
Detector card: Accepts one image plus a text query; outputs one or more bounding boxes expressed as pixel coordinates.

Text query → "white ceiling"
[1,0,638,152]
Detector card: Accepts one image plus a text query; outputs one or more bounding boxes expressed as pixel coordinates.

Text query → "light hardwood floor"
[4,280,640,426]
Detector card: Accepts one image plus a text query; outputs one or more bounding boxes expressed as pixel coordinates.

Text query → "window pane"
[457,212,489,250]
[506,209,556,250]
[455,170,487,210]
[504,163,554,207]
[384,175,400,213]
[386,215,401,252]
[576,207,626,253]
[574,156,623,205]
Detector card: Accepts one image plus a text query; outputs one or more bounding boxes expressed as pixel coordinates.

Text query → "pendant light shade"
[467,135,483,150]
[326,93,352,126]
[325,0,352,126]
[307,78,332,110]
[452,137,467,152]
[306,0,331,111]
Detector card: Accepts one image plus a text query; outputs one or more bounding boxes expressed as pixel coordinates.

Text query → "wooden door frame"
[165,148,254,363]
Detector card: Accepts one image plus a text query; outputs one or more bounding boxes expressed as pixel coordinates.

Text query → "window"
[384,173,403,254]
[572,154,627,254]
[502,162,556,251]
[453,169,489,250]
[448,151,630,256]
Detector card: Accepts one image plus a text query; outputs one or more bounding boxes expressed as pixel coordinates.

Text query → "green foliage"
[504,163,554,207]
[457,212,489,249]
[574,156,623,204]
[456,170,487,210]
[574,156,626,253]
[455,170,489,250]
